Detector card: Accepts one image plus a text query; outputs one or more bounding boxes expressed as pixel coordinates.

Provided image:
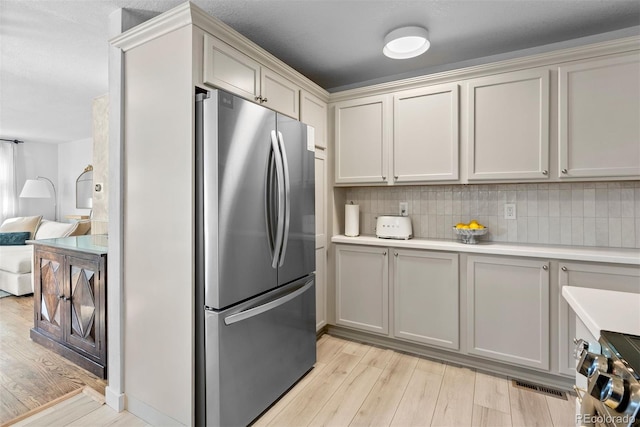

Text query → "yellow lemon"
[455,223,466,229]
[461,225,470,229]
[469,219,479,225]
[469,223,484,229]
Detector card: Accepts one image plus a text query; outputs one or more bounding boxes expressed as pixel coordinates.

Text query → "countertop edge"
[331,235,640,265]
[562,287,640,337]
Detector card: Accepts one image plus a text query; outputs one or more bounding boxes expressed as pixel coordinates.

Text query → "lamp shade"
[383,26,430,59]
[19,179,52,198]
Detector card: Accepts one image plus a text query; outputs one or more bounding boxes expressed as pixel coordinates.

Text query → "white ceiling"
[1,0,639,145]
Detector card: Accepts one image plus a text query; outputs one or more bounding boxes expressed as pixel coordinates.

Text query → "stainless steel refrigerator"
[195,90,316,426]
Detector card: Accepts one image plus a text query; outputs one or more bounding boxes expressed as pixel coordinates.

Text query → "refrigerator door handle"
[270,130,285,269]
[223,279,313,325]
[277,131,291,267]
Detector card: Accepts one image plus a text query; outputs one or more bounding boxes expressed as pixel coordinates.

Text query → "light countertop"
[562,287,640,337]
[331,235,640,265]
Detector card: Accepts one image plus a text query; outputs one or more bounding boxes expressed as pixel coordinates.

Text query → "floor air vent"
[511,379,567,400]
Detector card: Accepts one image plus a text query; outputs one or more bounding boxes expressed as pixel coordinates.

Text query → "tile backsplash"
[345,181,640,248]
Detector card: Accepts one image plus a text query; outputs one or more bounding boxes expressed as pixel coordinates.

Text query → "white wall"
[15,142,58,221]
[58,138,93,220]
[14,139,93,222]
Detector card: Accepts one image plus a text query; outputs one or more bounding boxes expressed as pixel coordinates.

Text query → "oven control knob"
[573,338,589,360]
[589,372,626,410]
[577,351,609,378]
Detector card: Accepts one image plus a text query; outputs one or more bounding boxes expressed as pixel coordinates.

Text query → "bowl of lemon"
[453,220,487,244]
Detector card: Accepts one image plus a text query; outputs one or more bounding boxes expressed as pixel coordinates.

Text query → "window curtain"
[0,142,18,223]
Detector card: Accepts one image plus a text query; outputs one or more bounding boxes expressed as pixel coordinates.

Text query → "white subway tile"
[571,217,584,246]
[609,217,622,247]
[595,188,609,218]
[549,217,561,244]
[572,188,584,217]
[561,217,572,245]
[621,189,634,218]
[583,217,596,246]
[528,217,539,243]
[595,218,609,247]
[621,218,635,248]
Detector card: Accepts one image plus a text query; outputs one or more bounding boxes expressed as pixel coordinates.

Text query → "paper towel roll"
[345,204,360,237]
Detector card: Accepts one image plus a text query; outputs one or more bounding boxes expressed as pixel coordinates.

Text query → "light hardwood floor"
[3,294,575,427]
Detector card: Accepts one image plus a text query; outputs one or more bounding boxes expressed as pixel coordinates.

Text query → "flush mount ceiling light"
[383,26,430,59]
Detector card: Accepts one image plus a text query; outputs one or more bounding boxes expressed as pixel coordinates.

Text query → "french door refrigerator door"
[275,114,315,286]
[200,90,278,310]
[204,275,316,426]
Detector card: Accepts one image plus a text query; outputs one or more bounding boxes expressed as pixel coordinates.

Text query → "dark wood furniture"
[29,235,108,378]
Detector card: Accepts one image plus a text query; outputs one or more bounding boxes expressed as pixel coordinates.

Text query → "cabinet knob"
[394,176,398,180]
[394,252,398,257]
[542,170,548,175]
[562,266,567,271]
[382,176,386,181]
[562,169,568,174]
[382,251,387,256]
[254,96,262,102]
[542,265,548,271]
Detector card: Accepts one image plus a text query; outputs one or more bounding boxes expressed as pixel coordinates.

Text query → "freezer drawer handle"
[224,280,313,325]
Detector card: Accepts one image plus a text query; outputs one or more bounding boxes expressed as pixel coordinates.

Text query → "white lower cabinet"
[558,262,640,376]
[335,245,389,335]
[467,255,550,370]
[393,249,459,350]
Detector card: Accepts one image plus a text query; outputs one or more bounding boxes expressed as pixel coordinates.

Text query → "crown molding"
[109,2,193,51]
[329,35,640,103]
[110,2,329,102]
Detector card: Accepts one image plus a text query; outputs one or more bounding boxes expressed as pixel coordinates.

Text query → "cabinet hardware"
[382,176,386,181]
[562,169,568,174]
[562,266,567,271]
[254,96,262,102]
[261,98,268,103]
[394,176,398,180]
[542,170,548,175]
[382,251,387,256]
[394,252,398,257]
[542,265,548,271]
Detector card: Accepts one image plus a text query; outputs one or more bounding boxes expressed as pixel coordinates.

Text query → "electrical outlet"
[399,202,408,216]
[504,203,516,220]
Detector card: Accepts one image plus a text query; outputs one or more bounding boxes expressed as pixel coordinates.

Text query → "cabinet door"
[558,262,640,376]
[558,52,640,178]
[467,69,550,180]
[65,255,105,360]
[334,95,391,185]
[336,245,389,335]
[315,149,327,331]
[467,255,550,370]
[393,249,459,350]
[301,91,327,149]
[34,249,66,341]
[203,34,261,101]
[261,68,300,119]
[394,84,459,182]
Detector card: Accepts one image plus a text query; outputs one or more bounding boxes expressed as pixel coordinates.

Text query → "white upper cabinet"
[558,52,640,179]
[334,95,391,185]
[393,84,460,182]
[467,69,550,181]
[300,91,327,149]
[260,68,300,119]
[203,34,300,118]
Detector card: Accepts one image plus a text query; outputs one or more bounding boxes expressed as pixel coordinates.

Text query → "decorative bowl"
[453,226,488,244]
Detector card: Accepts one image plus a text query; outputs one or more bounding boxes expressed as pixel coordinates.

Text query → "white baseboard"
[126,394,186,426]
[105,386,125,412]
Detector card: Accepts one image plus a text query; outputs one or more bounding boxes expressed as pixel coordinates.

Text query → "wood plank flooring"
[3,295,576,426]
[0,295,106,425]
[255,335,576,427]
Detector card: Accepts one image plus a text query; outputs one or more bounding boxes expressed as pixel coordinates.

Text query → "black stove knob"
[577,351,610,378]
[589,372,627,411]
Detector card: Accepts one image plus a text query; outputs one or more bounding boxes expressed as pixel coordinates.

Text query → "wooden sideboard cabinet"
[29,235,108,378]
